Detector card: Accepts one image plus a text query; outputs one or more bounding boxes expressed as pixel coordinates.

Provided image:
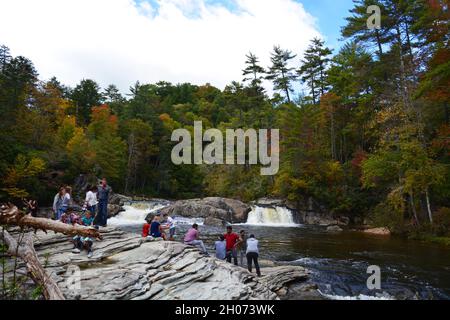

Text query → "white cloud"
[0,0,321,93]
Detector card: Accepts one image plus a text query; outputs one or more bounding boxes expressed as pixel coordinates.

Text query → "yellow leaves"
[290,178,309,190]
[56,116,78,147]
[1,154,46,199]
[325,161,344,183]
[66,128,96,171]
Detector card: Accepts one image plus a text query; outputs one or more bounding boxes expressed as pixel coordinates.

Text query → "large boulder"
[13,228,309,300]
[107,204,125,218]
[160,198,251,225]
[253,198,296,210]
[109,193,132,206]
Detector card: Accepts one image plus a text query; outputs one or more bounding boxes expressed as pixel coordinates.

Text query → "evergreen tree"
[266,46,297,103]
[242,52,266,95]
[298,38,333,104]
[70,79,103,125]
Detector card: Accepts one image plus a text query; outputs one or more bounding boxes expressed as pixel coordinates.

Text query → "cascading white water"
[246,206,298,227]
[108,202,204,226]
[108,203,167,225]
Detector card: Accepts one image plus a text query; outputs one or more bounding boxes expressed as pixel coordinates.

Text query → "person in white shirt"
[246,234,261,277]
[163,213,176,241]
[84,185,98,216]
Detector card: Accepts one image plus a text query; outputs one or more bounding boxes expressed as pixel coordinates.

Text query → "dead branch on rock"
[0,204,102,239]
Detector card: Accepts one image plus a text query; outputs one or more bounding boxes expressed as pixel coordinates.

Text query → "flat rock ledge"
[29,227,308,300]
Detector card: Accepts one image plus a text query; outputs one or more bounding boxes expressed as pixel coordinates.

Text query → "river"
[108,202,450,300]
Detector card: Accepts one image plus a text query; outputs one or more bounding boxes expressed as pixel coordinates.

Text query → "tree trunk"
[1,230,65,300]
[409,192,419,226]
[375,29,383,59]
[330,105,336,160]
[0,205,102,239]
[425,189,433,224]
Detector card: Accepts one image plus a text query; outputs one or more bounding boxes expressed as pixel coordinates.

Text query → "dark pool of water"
[118,223,450,300]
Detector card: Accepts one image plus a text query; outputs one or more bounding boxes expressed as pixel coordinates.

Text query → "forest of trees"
[0,0,448,238]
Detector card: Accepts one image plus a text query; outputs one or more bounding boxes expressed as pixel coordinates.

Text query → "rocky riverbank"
[8,227,311,300]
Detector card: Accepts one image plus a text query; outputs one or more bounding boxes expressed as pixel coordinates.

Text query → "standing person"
[52,187,64,220]
[246,234,261,277]
[57,187,71,220]
[236,230,247,267]
[184,224,209,255]
[224,226,239,266]
[214,235,226,260]
[97,178,111,227]
[163,213,176,241]
[84,185,98,216]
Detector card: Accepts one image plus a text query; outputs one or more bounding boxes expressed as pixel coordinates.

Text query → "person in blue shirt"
[150,214,167,240]
[96,178,111,227]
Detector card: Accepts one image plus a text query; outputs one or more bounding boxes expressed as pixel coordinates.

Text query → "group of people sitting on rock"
[142,213,261,277]
[142,212,176,241]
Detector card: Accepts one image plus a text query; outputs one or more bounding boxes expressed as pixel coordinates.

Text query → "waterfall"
[108,202,168,225]
[246,206,298,227]
[108,201,204,226]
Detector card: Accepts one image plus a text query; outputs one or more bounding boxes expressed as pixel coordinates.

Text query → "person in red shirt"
[142,223,151,237]
[224,226,239,265]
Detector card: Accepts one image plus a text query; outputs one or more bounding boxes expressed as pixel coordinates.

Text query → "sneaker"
[87,252,93,258]
[72,248,81,254]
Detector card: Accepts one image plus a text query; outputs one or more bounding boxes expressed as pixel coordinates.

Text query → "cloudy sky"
[0,0,354,93]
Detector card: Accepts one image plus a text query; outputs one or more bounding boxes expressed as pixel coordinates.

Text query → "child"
[72,210,96,258]
[142,216,152,238]
[61,210,80,225]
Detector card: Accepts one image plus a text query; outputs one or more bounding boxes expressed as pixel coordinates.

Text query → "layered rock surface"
[23,228,308,300]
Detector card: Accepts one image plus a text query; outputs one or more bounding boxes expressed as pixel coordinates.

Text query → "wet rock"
[326,225,344,233]
[204,216,228,227]
[25,228,308,300]
[109,194,132,206]
[160,198,251,224]
[108,204,125,218]
[363,227,391,236]
[252,198,299,212]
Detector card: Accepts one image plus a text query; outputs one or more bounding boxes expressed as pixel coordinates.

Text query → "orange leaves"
[88,104,118,138]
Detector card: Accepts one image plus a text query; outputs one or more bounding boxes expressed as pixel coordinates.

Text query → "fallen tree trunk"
[2,230,65,300]
[0,205,102,239]
[1,204,103,300]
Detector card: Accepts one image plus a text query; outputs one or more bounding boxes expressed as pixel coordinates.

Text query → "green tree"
[298,38,333,104]
[266,46,297,103]
[70,79,103,125]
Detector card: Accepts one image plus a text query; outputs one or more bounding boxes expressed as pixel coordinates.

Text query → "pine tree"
[242,52,266,95]
[266,46,297,103]
[341,0,392,59]
[298,38,333,104]
[70,79,103,126]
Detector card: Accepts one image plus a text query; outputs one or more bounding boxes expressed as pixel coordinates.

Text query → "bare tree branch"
[1,230,65,300]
